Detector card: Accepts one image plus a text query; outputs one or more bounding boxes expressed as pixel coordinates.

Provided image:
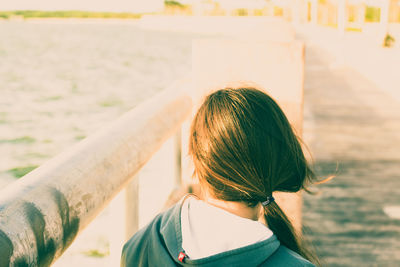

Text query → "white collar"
[181,196,273,259]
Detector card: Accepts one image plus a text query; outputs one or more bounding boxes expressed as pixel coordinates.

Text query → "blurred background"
[1,0,400,266]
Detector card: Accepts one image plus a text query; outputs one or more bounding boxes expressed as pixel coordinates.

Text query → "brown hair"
[189,87,319,264]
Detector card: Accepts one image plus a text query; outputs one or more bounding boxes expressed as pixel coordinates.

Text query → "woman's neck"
[202,190,266,225]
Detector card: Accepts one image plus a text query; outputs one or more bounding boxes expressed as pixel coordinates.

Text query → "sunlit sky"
[0,0,164,12]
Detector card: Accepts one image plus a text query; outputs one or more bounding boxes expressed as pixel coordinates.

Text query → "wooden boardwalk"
[300,28,400,266]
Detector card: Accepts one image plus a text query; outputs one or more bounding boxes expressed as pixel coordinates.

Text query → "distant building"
[0,0,164,13]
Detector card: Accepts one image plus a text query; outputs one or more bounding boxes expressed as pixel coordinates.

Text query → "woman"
[121,87,319,266]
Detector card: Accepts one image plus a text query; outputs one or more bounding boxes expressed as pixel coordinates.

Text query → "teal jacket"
[121,202,315,267]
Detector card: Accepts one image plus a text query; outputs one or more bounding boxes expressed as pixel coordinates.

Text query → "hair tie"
[261,196,275,206]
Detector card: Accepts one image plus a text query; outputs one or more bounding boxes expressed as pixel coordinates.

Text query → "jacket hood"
[122,199,315,267]
[160,200,281,266]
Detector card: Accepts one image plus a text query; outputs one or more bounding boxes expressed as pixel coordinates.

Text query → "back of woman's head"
[189,87,318,264]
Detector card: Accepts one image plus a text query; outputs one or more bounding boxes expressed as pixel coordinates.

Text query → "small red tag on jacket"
[178,252,186,262]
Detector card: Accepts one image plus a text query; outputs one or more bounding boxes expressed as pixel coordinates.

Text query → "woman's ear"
[258,204,268,225]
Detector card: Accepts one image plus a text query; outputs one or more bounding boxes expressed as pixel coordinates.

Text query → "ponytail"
[264,202,320,266]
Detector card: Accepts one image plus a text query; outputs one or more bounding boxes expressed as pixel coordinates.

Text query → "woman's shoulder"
[260,245,316,267]
[121,203,182,267]
[123,202,180,246]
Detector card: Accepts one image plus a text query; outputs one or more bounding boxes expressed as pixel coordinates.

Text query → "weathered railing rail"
[0,85,192,267]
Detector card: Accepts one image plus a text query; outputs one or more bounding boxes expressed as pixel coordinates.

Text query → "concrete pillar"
[191,38,305,232]
[125,176,139,240]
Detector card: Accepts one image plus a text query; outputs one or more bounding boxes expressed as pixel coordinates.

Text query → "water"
[0,20,194,186]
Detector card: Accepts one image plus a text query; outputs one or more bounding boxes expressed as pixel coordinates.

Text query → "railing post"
[174,129,182,188]
[125,176,139,240]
